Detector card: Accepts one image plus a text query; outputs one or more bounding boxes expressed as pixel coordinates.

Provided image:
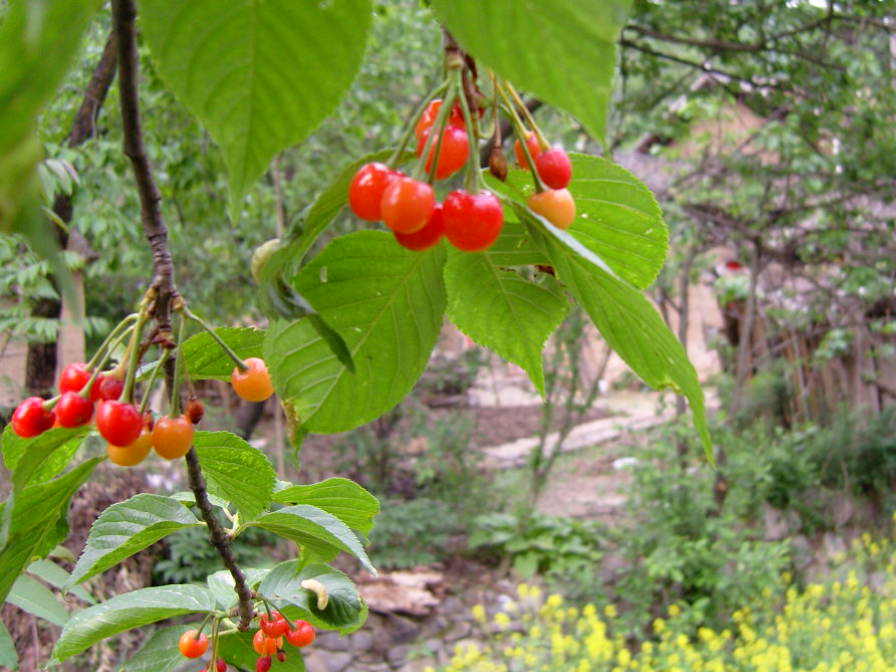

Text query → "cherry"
[95,400,142,447]
[513,131,542,168]
[255,657,272,672]
[348,162,399,222]
[90,375,124,403]
[416,125,469,180]
[55,391,94,428]
[10,397,55,438]
[178,630,208,659]
[276,651,287,663]
[394,203,444,251]
[259,611,289,638]
[527,188,576,230]
[414,99,463,144]
[185,398,204,424]
[442,189,504,252]
[252,630,282,656]
[59,362,91,394]
[230,357,274,402]
[380,177,435,235]
[216,660,228,672]
[152,414,194,460]
[535,148,572,189]
[106,429,152,467]
[285,620,315,648]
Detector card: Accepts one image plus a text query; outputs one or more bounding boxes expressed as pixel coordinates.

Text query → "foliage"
[367,498,456,569]
[433,530,896,671]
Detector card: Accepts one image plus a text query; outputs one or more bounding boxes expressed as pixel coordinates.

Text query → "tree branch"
[111,0,254,631]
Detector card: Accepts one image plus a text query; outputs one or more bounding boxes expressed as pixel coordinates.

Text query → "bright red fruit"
[252,630,282,656]
[535,148,572,189]
[90,374,123,402]
[527,188,576,229]
[178,630,208,659]
[285,620,315,648]
[95,401,142,447]
[348,162,399,221]
[260,611,289,638]
[416,125,469,180]
[442,190,504,252]
[59,362,91,394]
[256,657,272,672]
[513,131,542,168]
[11,397,55,438]
[414,99,464,144]
[55,391,94,428]
[380,177,435,234]
[394,203,444,251]
[216,660,228,672]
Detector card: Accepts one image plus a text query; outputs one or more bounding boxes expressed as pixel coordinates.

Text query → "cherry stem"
[455,69,482,194]
[506,83,549,149]
[182,307,247,372]
[195,612,214,639]
[78,326,134,400]
[388,80,448,168]
[119,306,151,404]
[496,82,547,192]
[417,82,458,184]
[138,348,170,415]
[168,311,187,416]
[209,617,221,670]
[85,313,138,370]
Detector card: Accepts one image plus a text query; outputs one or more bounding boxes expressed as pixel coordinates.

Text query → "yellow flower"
[604,604,618,619]
[471,604,486,623]
[668,603,681,617]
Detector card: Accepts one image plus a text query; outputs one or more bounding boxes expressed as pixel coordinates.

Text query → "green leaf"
[0,620,16,671]
[193,431,276,521]
[273,478,380,537]
[531,225,712,459]
[116,625,185,672]
[248,505,374,573]
[259,562,367,635]
[207,568,272,611]
[68,493,203,585]
[140,0,373,219]
[444,251,567,395]
[180,327,264,381]
[483,217,550,267]
[7,574,68,625]
[0,458,100,604]
[52,585,216,662]
[496,154,668,289]
[1,425,89,490]
[430,0,631,147]
[26,559,94,604]
[264,231,446,433]
[216,630,306,671]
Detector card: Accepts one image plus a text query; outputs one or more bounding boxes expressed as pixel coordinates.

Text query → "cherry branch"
[111,0,254,631]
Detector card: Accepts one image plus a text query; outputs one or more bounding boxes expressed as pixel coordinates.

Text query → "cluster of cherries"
[177,612,315,672]
[9,355,274,467]
[347,97,575,255]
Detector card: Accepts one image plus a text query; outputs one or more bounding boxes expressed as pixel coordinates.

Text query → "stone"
[386,614,422,644]
[324,651,353,672]
[762,502,799,541]
[387,645,411,667]
[442,620,472,642]
[303,651,329,672]
[350,630,374,652]
[831,493,855,527]
[316,631,350,652]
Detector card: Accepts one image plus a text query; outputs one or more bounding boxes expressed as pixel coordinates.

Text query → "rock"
[386,614,422,644]
[316,631,350,651]
[324,651,353,672]
[442,620,472,642]
[791,534,813,571]
[350,630,374,652]
[831,493,854,527]
[359,569,442,616]
[762,502,799,541]
[387,645,411,667]
[303,651,329,672]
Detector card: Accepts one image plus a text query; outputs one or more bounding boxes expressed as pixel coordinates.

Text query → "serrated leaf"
[193,431,276,521]
[488,153,668,289]
[68,494,202,585]
[445,252,567,395]
[1,425,89,490]
[169,490,232,512]
[484,217,549,267]
[0,458,100,604]
[0,620,16,671]
[264,231,446,433]
[259,562,367,635]
[117,625,185,672]
[248,505,374,573]
[273,478,380,537]
[52,585,216,661]
[531,225,712,459]
[7,574,68,625]
[216,629,306,671]
[430,0,630,148]
[27,559,94,604]
[180,327,264,381]
[140,0,373,219]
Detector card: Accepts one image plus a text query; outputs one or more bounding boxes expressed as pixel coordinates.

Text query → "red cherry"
[185,398,204,424]
[535,148,572,189]
[255,657,272,672]
[414,99,464,144]
[178,630,208,659]
[527,188,576,229]
[59,362,91,394]
[95,401,142,447]
[348,162,400,222]
[55,391,94,428]
[394,203,444,251]
[89,375,124,402]
[10,397,55,438]
[276,651,286,663]
[252,630,282,656]
[416,125,469,180]
[259,611,289,638]
[285,620,315,648]
[513,131,542,168]
[442,190,504,252]
[216,659,227,672]
[380,177,435,234]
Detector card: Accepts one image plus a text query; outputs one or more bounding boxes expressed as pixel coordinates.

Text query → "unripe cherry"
[527,189,576,230]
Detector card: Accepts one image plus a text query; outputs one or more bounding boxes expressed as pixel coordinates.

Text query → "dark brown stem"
[185,448,255,629]
[111,0,254,630]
